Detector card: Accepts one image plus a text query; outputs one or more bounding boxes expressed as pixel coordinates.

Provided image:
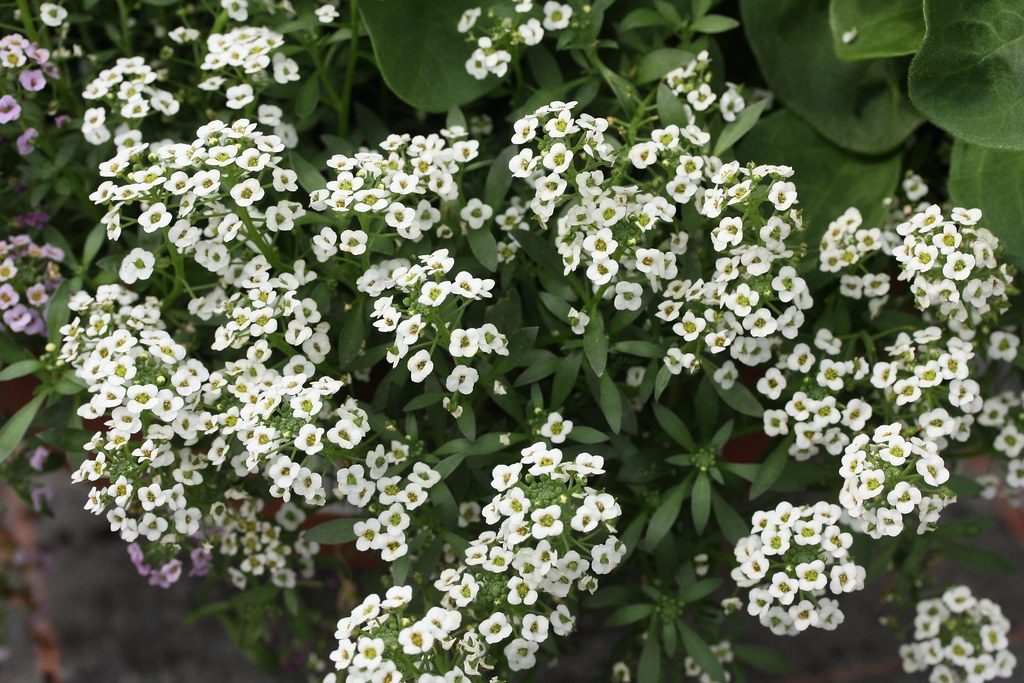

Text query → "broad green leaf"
[740,0,921,154]
[37,427,93,453]
[0,393,46,465]
[690,14,739,34]
[0,359,42,382]
[691,472,711,534]
[656,83,689,128]
[360,0,494,112]
[829,0,924,61]
[712,98,769,156]
[909,0,1024,150]
[303,517,361,544]
[949,141,1024,267]
[738,111,900,240]
[636,48,694,83]
[467,226,499,272]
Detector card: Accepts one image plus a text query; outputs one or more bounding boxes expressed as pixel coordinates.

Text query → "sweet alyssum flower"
[900,585,1016,683]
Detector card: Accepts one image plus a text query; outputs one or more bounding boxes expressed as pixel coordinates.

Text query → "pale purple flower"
[0,283,18,310]
[127,543,152,577]
[16,127,37,155]
[30,486,52,512]
[19,69,45,92]
[2,304,32,332]
[149,559,183,588]
[0,95,20,124]
[189,547,213,577]
[28,446,49,471]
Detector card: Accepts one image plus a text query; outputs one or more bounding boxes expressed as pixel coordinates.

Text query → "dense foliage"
[1,1,1023,682]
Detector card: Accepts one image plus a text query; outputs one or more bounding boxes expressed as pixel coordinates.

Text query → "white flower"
[118,248,155,284]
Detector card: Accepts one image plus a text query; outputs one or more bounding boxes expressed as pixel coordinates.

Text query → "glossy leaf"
[359,0,494,112]
[740,0,921,154]
[909,0,1024,150]
[829,0,924,61]
[949,140,1024,267]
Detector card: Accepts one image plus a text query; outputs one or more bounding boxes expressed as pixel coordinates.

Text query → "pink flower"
[18,69,46,92]
[0,95,20,124]
[15,128,37,155]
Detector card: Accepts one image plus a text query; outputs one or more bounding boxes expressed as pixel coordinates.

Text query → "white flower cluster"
[893,206,1013,330]
[900,585,1016,683]
[975,385,1024,494]
[81,56,180,145]
[732,502,865,636]
[60,287,320,589]
[458,1,574,79]
[338,456,442,562]
[838,423,954,539]
[199,26,296,109]
[311,128,479,242]
[664,50,747,122]
[508,100,811,364]
[328,442,622,679]
[759,326,980,462]
[819,206,901,315]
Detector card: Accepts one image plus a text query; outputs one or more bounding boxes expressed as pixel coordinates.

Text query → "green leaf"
[691,13,739,34]
[404,392,445,411]
[909,0,1024,150]
[583,312,609,377]
[484,145,517,210]
[303,518,360,544]
[513,229,565,274]
[567,426,610,444]
[645,480,689,548]
[712,491,748,544]
[656,83,689,127]
[712,98,769,156]
[638,630,662,682]
[289,151,326,193]
[38,427,94,454]
[551,350,582,407]
[636,48,694,83]
[0,359,42,382]
[359,0,495,112]
[653,403,697,451]
[295,76,321,120]
[749,437,791,499]
[829,0,924,61]
[732,644,790,675]
[598,372,622,433]
[0,393,46,465]
[738,110,900,240]
[680,577,722,603]
[47,278,75,344]
[740,0,921,154]
[604,603,654,627]
[707,372,763,418]
[691,472,711,534]
[467,225,499,272]
[949,140,1024,267]
[678,622,725,682]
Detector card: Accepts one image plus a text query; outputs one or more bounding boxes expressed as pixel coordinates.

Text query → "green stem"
[15,0,38,42]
